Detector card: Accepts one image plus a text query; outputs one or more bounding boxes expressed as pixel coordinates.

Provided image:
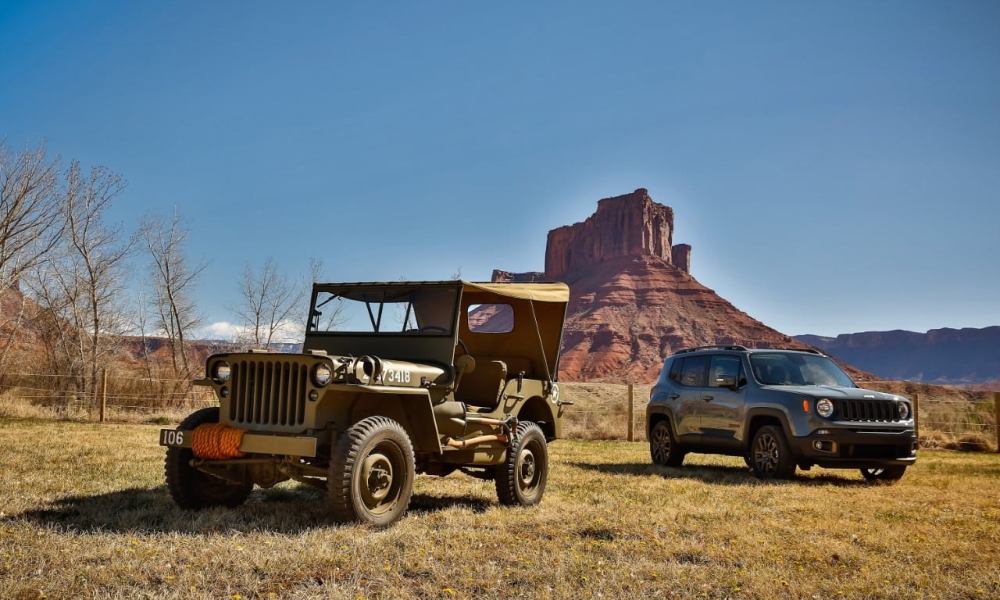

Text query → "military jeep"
[160,280,570,526]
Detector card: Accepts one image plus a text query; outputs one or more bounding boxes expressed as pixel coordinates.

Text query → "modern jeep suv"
[646,346,917,482]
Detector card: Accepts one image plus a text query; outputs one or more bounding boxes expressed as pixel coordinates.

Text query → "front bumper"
[159,428,318,458]
[790,427,917,469]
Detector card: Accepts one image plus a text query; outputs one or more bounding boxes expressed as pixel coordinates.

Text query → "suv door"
[698,354,747,450]
[672,355,708,443]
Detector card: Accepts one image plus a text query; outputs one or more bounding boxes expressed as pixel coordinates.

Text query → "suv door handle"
[702,395,714,401]
[669,393,680,400]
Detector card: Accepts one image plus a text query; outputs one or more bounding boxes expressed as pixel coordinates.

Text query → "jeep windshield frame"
[748,352,856,388]
[304,282,463,366]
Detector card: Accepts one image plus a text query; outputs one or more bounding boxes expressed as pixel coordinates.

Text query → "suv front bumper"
[791,427,917,469]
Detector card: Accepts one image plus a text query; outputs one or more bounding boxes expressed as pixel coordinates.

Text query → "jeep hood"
[767,385,905,401]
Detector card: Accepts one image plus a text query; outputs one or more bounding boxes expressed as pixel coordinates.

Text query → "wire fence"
[561,382,1000,453]
[2,372,998,452]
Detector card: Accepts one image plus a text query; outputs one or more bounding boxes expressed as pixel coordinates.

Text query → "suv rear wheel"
[860,466,907,484]
[649,421,685,467]
[751,425,796,480]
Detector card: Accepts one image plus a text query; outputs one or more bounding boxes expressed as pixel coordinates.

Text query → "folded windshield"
[308,286,459,335]
[749,353,855,387]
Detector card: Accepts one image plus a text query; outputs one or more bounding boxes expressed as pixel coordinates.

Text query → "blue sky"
[2,0,998,338]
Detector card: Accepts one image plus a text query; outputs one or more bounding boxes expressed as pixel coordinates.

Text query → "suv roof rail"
[749,347,824,355]
[675,345,749,354]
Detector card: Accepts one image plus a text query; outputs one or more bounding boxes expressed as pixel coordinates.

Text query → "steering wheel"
[418,325,448,333]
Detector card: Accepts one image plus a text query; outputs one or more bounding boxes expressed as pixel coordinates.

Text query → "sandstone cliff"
[496,189,820,383]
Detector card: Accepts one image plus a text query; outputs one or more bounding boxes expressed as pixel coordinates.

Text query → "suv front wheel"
[751,425,796,480]
[649,420,685,467]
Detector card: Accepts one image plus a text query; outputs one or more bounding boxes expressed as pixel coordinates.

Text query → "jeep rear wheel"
[329,416,415,526]
[751,425,796,480]
[164,407,253,510]
[649,421,685,467]
[860,466,907,484]
[496,422,548,506]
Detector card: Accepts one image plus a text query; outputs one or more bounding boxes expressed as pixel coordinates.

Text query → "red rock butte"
[493,188,814,383]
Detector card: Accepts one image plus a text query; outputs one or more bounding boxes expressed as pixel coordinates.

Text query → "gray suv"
[646,346,917,483]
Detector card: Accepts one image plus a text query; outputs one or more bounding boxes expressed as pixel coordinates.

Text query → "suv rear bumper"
[791,427,917,469]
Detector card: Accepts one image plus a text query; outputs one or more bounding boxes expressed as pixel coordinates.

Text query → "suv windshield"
[308,286,459,335]
[749,353,855,387]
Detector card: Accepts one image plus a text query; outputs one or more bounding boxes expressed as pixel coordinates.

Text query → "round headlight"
[897,402,910,420]
[214,361,231,383]
[816,398,834,418]
[313,363,333,387]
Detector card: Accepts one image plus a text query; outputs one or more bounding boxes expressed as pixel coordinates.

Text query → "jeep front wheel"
[496,422,548,506]
[751,425,796,480]
[649,420,685,467]
[164,407,253,510]
[329,416,415,526]
[860,466,907,484]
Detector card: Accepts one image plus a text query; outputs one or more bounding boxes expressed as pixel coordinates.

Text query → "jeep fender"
[646,407,680,441]
[323,385,442,454]
[742,407,797,447]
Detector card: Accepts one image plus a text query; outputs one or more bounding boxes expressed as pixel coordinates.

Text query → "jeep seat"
[455,359,507,410]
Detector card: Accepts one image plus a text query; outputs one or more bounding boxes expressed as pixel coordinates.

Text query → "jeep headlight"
[213,361,231,383]
[313,363,333,387]
[897,402,910,420]
[816,398,834,418]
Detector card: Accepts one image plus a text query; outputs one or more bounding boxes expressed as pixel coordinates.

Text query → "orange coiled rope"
[191,423,248,459]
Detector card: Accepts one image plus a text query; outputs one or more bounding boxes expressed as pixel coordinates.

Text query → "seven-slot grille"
[227,360,309,427]
[840,399,901,422]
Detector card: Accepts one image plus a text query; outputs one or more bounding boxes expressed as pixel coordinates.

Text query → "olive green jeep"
[159,280,571,526]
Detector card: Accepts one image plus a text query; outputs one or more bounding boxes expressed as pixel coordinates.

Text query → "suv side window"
[707,355,742,388]
[668,358,682,383]
[679,356,707,387]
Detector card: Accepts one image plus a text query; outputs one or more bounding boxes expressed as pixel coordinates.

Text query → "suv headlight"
[815,398,834,418]
[897,402,910,420]
[213,361,231,383]
[313,363,333,387]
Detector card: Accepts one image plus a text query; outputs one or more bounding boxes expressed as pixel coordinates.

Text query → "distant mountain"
[796,327,1000,385]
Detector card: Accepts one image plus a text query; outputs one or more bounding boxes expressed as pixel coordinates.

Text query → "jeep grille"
[228,360,309,427]
[840,399,901,422]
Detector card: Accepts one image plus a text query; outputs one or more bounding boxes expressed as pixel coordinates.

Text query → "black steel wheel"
[649,420,685,467]
[164,407,252,510]
[496,422,548,506]
[860,466,907,484]
[751,425,796,480]
[329,416,415,526]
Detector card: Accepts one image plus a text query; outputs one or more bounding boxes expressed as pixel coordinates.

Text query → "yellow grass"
[1,418,999,599]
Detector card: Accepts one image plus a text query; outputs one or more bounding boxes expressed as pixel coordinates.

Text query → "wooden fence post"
[994,392,999,453]
[627,384,634,442]
[100,368,108,423]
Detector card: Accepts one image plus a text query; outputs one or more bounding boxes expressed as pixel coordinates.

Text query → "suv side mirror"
[716,374,738,389]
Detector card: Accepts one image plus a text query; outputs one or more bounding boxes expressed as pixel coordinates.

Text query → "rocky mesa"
[494,189,815,383]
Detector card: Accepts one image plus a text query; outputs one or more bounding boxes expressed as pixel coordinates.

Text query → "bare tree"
[232,257,324,348]
[62,162,135,398]
[0,141,64,370]
[21,162,134,402]
[139,209,205,382]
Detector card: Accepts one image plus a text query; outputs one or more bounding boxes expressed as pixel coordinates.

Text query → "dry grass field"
[2,417,999,600]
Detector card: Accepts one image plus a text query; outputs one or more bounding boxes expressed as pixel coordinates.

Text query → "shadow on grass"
[12,484,492,534]
[568,461,871,487]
